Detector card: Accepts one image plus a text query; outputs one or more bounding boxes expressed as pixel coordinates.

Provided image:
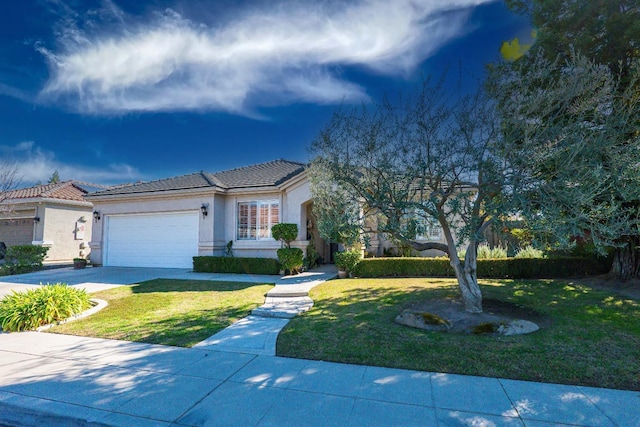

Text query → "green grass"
[49,279,273,347]
[277,278,640,391]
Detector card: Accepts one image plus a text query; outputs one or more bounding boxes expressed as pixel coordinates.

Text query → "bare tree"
[310,77,504,313]
[0,158,22,215]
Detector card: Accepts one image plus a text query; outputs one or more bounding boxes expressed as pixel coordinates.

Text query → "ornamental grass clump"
[514,245,545,259]
[0,284,91,332]
[477,243,508,259]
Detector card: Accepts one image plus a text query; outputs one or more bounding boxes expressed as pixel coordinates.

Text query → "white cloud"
[0,141,143,186]
[40,0,493,115]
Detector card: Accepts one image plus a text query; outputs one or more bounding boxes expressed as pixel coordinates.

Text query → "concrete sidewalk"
[0,332,638,427]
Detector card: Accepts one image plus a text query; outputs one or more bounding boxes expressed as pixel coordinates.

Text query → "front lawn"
[277,278,640,391]
[50,279,273,347]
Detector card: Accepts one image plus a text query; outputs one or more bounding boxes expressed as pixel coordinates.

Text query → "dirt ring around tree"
[395,297,546,336]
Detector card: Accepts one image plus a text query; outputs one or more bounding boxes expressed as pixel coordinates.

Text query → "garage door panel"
[105,213,199,268]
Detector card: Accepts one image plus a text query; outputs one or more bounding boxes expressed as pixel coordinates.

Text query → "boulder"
[395,309,451,332]
[497,319,540,336]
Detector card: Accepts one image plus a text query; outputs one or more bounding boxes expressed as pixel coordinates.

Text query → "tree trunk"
[450,247,483,313]
[609,237,640,280]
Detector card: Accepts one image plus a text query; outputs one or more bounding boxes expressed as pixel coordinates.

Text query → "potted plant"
[73,258,88,269]
[334,249,362,278]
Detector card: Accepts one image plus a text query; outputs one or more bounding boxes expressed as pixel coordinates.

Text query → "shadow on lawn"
[120,305,258,347]
[278,278,640,390]
[303,279,639,327]
[129,279,272,294]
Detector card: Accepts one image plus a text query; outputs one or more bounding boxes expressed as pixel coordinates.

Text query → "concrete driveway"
[0,266,281,298]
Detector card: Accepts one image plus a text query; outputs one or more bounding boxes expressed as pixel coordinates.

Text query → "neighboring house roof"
[0,181,108,203]
[87,159,307,197]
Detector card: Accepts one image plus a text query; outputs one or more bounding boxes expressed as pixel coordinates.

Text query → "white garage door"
[105,212,199,268]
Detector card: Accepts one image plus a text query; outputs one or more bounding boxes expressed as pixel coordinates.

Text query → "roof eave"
[87,186,221,202]
[1,197,92,208]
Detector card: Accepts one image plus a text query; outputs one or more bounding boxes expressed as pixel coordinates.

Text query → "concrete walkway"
[0,332,638,427]
[193,264,336,355]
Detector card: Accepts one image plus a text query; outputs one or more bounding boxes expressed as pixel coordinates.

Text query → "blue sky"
[0,0,529,186]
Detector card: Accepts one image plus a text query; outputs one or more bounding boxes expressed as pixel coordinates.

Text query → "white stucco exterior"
[87,170,315,267]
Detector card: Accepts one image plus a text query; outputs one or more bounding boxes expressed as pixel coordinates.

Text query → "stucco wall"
[41,206,92,262]
[284,180,312,241]
[211,194,227,255]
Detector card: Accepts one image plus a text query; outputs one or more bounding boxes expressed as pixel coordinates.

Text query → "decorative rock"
[497,319,540,336]
[395,309,451,332]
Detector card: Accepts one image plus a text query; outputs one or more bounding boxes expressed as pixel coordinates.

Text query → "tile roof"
[213,159,306,188]
[0,181,103,203]
[88,159,306,197]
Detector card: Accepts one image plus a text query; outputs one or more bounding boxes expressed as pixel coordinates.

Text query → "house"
[85,158,454,268]
[0,181,108,262]
[86,159,331,268]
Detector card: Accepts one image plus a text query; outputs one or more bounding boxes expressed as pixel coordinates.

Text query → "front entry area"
[104,212,199,268]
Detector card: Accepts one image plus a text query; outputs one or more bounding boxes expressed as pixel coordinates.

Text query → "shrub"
[277,248,304,274]
[271,223,298,248]
[193,256,281,275]
[353,257,454,278]
[514,245,545,259]
[477,243,508,259]
[305,234,321,270]
[0,284,91,332]
[2,245,49,274]
[334,249,363,274]
[352,257,609,279]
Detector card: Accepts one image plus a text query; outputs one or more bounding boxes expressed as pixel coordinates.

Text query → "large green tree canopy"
[494,0,640,278]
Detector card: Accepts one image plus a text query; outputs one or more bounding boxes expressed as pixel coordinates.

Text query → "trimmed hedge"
[193,256,281,275]
[277,248,304,274]
[352,257,610,279]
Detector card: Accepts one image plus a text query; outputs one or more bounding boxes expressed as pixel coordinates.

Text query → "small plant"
[477,243,507,260]
[224,240,234,257]
[334,249,362,276]
[0,284,91,332]
[514,245,545,259]
[277,248,304,275]
[73,257,88,269]
[3,245,49,274]
[305,233,320,270]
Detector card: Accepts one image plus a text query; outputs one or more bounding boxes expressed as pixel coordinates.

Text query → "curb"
[36,298,108,332]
